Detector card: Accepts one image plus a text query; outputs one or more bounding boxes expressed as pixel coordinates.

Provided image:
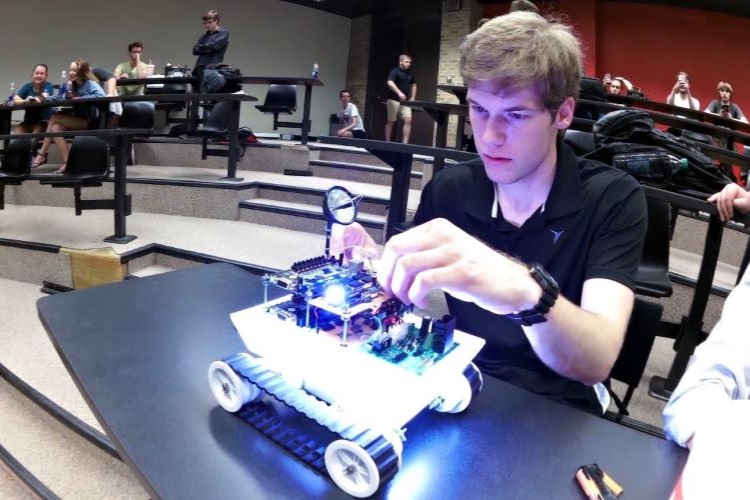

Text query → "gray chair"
[255,85,300,131]
[0,138,34,209]
[40,136,110,188]
[606,298,663,422]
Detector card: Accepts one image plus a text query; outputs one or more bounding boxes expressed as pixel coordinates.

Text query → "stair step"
[309,160,423,189]
[129,264,176,277]
[239,198,386,242]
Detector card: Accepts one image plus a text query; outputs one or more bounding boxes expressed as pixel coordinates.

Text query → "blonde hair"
[459,11,581,113]
[717,81,733,95]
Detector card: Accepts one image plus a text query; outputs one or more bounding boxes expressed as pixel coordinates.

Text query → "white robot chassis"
[208,187,485,498]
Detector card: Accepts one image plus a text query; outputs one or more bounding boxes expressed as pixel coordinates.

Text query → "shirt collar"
[468,140,583,223]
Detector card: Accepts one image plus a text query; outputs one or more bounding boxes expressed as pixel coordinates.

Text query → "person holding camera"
[667,71,699,110]
[705,81,748,123]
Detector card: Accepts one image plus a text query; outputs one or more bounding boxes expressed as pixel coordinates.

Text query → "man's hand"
[119,73,129,80]
[377,218,538,311]
[398,92,407,102]
[707,183,750,221]
[672,82,681,93]
[329,222,381,262]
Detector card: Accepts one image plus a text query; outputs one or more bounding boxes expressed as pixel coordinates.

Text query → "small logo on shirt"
[550,229,564,244]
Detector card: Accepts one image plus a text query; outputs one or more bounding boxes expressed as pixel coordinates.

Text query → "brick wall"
[345,15,372,131]
[437,0,483,147]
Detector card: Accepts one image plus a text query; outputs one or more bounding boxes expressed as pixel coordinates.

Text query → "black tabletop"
[37,263,687,499]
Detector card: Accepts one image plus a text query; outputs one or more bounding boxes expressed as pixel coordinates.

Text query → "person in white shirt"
[336,89,367,139]
[664,182,750,448]
[666,71,699,110]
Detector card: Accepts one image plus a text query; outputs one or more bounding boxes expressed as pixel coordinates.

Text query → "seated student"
[662,184,750,496]
[33,59,105,173]
[331,11,647,414]
[336,89,367,139]
[114,41,147,97]
[704,81,748,124]
[13,63,55,134]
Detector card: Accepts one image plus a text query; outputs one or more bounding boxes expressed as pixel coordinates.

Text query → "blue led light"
[324,284,347,307]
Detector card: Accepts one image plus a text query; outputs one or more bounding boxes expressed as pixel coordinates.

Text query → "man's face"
[609,81,621,94]
[719,88,731,102]
[340,92,351,105]
[467,83,572,186]
[130,46,143,62]
[203,17,219,32]
[399,58,412,71]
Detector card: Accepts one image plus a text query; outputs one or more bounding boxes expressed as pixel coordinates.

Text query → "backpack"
[576,77,607,120]
[239,126,258,144]
[586,109,731,197]
[203,64,242,93]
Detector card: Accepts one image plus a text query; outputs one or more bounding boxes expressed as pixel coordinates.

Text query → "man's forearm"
[524,287,631,385]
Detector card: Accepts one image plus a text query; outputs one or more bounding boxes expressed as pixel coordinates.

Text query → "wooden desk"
[437,84,467,104]
[37,262,688,499]
[124,76,324,145]
[0,93,257,181]
[402,101,468,172]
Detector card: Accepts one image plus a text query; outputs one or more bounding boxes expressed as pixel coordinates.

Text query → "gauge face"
[324,186,358,225]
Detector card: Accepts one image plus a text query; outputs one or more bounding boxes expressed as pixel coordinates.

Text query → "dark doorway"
[365,6,442,146]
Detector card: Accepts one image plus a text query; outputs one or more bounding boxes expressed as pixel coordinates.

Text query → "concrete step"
[133,140,311,173]
[309,159,423,189]
[239,198,386,243]
[253,184,389,217]
[309,143,430,173]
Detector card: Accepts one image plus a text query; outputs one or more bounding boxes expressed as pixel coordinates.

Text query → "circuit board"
[262,255,459,375]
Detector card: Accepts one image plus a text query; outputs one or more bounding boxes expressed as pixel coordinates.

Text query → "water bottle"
[59,71,67,97]
[7,82,14,106]
[311,62,320,79]
[612,151,688,180]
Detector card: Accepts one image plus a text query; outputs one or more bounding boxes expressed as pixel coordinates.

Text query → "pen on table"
[576,468,603,500]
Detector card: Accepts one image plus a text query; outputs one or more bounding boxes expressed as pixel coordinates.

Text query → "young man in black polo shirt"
[385,54,417,143]
[332,12,646,414]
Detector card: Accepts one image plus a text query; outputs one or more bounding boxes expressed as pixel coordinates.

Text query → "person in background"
[666,71,699,110]
[608,76,633,96]
[385,54,417,143]
[331,12,647,414]
[115,41,147,96]
[193,9,229,79]
[189,9,230,129]
[336,89,367,139]
[13,63,54,134]
[705,81,748,123]
[33,59,105,173]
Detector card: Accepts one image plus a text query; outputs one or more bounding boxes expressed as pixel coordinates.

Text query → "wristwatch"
[506,263,560,326]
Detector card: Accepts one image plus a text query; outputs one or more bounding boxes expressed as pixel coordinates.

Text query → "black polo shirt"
[387,67,415,101]
[413,141,647,413]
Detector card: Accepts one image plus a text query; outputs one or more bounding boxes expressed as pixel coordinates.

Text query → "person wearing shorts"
[385,54,416,143]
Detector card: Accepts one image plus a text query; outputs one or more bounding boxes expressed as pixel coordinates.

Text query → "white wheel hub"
[208,359,263,412]
[325,439,380,498]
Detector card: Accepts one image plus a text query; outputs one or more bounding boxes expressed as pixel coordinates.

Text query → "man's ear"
[554,96,576,129]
